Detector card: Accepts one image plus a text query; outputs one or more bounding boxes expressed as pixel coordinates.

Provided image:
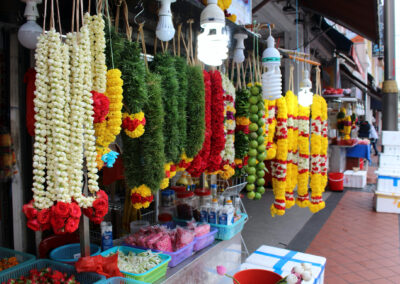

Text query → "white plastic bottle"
[208,198,219,224]
[234,196,241,215]
[200,201,210,223]
[225,199,235,225]
[218,203,228,225]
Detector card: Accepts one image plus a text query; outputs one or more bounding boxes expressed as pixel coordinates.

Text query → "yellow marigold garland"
[94,69,124,169]
[296,104,310,208]
[130,185,153,210]
[271,97,288,217]
[266,99,277,160]
[122,112,146,139]
[320,98,329,192]
[284,91,298,209]
[160,162,178,190]
[176,153,194,172]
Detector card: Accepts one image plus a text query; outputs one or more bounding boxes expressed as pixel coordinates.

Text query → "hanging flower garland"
[121,112,146,138]
[176,153,194,172]
[296,105,311,208]
[266,99,277,160]
[309,95,326,213]
[174,57,188,157]
[284,91,298,209]
[130,185,154,210]
[187,70,212,177]
[270,97,288,217]
[320,98,329,193]
[219,74,236,179]
[160,162,178,190]
[207,70,226,173]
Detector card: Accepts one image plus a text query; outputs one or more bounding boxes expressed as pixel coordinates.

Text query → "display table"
[155,233,242,284]
[346,144,371,162]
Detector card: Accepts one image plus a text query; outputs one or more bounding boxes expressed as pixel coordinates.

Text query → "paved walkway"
[306,191,400,283]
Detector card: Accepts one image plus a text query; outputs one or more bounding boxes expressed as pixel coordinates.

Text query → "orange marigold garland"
[320,97,329,192]
[296,104,310,207]
[270,97,288,216]
[266,99,277,160]
[130,185,154,210]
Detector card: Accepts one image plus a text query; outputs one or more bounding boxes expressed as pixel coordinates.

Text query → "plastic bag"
[75,253,123,278]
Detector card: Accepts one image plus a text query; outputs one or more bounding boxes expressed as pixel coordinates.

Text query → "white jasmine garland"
[220,74,236,165]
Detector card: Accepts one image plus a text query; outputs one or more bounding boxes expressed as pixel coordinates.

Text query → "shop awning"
[299,0,379,42]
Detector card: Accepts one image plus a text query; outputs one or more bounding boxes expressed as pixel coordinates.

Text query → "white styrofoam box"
[374,191,400,213]
[383,145,400,155]
[245,245,326,284]
[382,131,400,146]
[377,175,400,192]
[379,154,400,169]
[376,168,400,177]
[343,170,367,188]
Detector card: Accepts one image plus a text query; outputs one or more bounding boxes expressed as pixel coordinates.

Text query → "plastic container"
[0,259,105,284]
[193,227,218,252]
[233,269,283,284]
[101,277,147,284]
[161,190,176,207]
[176,191,196,220]
[0,247,36,276]
[100,246,171,283]
[49,243,101,264]
[210,213,248,240]
[328,172,344,191]
[158,206,176,224]
[194,188,212,207]
[130,220,150,234]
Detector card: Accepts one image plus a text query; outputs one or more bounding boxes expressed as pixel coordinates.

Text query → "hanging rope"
[177,24,182,57]
[105,0,115,69]
[138,23,148,70]
[315,67,321,95]
[43,0,48,33]
[288,64,294,91]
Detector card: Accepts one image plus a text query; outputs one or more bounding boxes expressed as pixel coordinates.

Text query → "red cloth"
[75,253,123,278]
[102,155,125,185]
[24,68,36,136]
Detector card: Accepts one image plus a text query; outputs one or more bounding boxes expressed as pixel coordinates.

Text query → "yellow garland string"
[266,99,277,160]
[122,111,146,139]
[296,104,310,208]
[130,184,152,210]
[320,97,329,192]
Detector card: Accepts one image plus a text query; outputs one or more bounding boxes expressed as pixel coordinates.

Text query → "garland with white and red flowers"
[187,70,212,177]
[207,70,226,173]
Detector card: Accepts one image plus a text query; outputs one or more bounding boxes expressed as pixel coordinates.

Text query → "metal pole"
[382,0,398,131]
[80,172,91,257]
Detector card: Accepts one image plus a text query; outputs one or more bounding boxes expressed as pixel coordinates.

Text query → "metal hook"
[134,0,145,25]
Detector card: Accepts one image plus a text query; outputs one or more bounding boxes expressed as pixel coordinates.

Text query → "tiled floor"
[306,191,400,283]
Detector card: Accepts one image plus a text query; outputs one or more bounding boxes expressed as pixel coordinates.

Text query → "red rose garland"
[83,190,109,224]
[91,91,110,123]
[207,70,226,173]
[187,70,212,177]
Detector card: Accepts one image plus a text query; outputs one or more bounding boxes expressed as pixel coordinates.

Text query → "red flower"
[92,91,110,123]
[52,202,70,218]
[23,201,38,220]
[93,198,108,217]
[91,216,103,224]
[122,116,143,131]
[37,208,50,225]
[83,207,94,218]
[50,215,66,230]
[97,190,109,202]
[69,202,81,219]
[27,219,41,231]
[65,218,80,233]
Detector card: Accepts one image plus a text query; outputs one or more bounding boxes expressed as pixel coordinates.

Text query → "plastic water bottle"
[200,202,210,223]
[225,199,235,225]
[211,184,217,198]
[218,204,228,225]
[208,198,219,224]
[234,196,241,214]
[101,221,113,251]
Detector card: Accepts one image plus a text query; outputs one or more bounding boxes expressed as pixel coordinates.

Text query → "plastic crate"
[49,243,101,264]
[193,227,218,252]
[0,259,105,283]
[100,246,171,283]
[101,277,147,283]
[0,247,36,276]
[210,213,248,240]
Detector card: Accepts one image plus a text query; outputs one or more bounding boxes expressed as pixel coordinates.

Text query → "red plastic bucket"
[328,172,344,191]
[233,269,283,284]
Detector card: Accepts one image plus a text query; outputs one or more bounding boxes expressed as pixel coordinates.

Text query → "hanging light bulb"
[233,33,248,64]
[261,35,282,100]
[298,69,313,107]
[197,0,229,66]
[18,0,42,49]
[156,0,176,42]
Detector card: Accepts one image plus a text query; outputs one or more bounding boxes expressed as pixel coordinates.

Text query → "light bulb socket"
[200,0,225,27]
[158,0,176,16]
[262,35,281,67]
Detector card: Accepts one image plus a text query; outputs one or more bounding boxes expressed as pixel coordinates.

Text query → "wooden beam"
[252,0,273,14]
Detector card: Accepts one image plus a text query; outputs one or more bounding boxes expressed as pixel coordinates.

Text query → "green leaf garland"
[185,65,205,158]
[174,57,188,155]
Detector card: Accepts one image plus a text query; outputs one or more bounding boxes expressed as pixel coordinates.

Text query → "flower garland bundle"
[270,97,288,216]
[153,53,181,164]
[207,70,226,173]
[234,88,251,176]
[176,153,194,172]
[185,66,205,158]
[266,100,277,160]
[160,163,178,190]
[284,91,298,209]
[219,74,236,179]
[187,71,212,177]
[174,57,188,156]
[309,95,326,213]
[130,185,154,210]
[122,112,146,138]
[320,98,329,192]
[296,105,311,208]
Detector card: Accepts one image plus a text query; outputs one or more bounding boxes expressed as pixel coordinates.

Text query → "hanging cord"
[115,0,122,30]
[50,0,54,30]
[187,19,195,65]
[105,0,115,69]
[122,0,132,41]
[177,24,182,57]
[296,0,299,52]
[288,64,294,91]
[315,66,321,95]
[138,23,148,70]
[43,0,48,33]
[55,0,62,35]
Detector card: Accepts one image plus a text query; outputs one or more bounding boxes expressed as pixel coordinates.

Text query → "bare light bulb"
[298,70,313,107]
[261,35,282,100]
[156,0,176,42]
[18,0,42,49]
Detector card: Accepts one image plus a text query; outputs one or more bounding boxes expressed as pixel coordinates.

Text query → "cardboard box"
[245,245,326,284]
[377,175,400,192]
[382,131,400,146]
[379,154,400,169]
[374,191,400,213]
[343,170,367,188]
[382,145,400,156]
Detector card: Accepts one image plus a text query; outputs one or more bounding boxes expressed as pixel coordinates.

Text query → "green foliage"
[152,53,180,163]
[185,66,205,158]
[174,57,188,155]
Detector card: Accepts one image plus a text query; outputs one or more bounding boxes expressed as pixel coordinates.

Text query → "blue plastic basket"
[100,277,148,283]
[49,243,101,264]
[0,247,36,276]
[0,259,105,283]
[209,213,248,240]
[100,246,171,283]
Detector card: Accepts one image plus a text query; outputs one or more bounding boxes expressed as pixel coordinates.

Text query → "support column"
[382,0,398,131]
